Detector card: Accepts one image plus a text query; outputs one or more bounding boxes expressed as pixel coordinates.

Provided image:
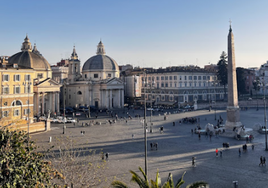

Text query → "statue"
[47,110,50,119]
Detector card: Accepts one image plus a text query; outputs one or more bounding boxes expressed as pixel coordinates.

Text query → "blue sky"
[1,0,268,69]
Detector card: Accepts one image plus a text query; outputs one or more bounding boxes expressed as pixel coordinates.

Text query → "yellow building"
[0,35,61,132]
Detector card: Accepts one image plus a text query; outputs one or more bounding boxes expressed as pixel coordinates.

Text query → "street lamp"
[150,79,155,125]
[263,82,268,151]
[63,81,67,134]
[23,81,31,146]
[143,71,148,176]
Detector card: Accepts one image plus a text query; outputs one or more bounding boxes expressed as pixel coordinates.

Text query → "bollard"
[49,136,52,143]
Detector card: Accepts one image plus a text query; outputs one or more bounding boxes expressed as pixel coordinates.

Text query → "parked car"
[79,106,89,112]
[66,117,76,123]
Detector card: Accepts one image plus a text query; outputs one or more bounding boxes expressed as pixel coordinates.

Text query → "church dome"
[8,35,51,71]
[82,41,119,72]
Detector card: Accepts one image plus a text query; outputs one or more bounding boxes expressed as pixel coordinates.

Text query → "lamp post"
[263,82,268,151]
[143,71,148,176]
[23,81,31,146]
[63,81,66,134]
[150,79,154,124]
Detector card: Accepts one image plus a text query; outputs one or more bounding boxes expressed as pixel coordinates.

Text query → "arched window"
[77,91,82,95]
[12,100,22,106]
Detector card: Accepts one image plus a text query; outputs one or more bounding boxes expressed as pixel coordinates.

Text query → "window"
[165,76,168,80]
[169,96,173,101]
[203,76,206,80]
[3,111,8,117]
[14,109,19,116]
[161,76,164,80]
[108,74,111,78]
[25,75,31,81]
[25,85,30,93]
[85,74,87,78]
[148,77,151,81]
[69,95,71,99]
[185,76,187,80]
[77,91,82,95]
[37,73,43,79]
[175,83,177,87]
[207,76,210,80]
[156,77,159,80]
[189,76,192,80]
[198,76,201,80]
[194,76,197,80]
[14,86,20,94]
[26,100,29,105]
[94,74,98,78]
[165,83,168,87]
[24,108,30,115]
[12,100,22,106]
[169,76,172,80]
[3,102,7,106]
[3,75,9,81]
[3,86,9,94]
[161,83,164,87]
[180,83,182,87]
[174,76,177,80]
[170,83,172,87]
[157,83,159,88]
[161,96,165,100]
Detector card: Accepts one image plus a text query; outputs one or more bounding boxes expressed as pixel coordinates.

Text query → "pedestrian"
[264,157,266,166]
[209,133,212,141]
[101,153,104,160]
[191,129,193,135]
[132,134,134,139]
[259,156,263,166]
[216,148,218,157]
[239,148,241,157]
[252,144,254,150]
[220,150,222,157]
[150,143,153,150]
[105,153,109,160]
[173,122,175,126]
[192,157,196,167]
[198,133,201,140]
[155,142,158,150]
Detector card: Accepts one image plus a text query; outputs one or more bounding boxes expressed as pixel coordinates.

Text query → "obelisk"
[225,24,242,129]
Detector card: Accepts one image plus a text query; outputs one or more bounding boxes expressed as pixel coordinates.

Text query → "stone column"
[42,92,45,115]
[117,89,121,108]
[56,92,60,114]
[52,92,55,113]
[109,90,112,108]
[106,90,108,109]
[121,89,124,108]
[35,92,39,116]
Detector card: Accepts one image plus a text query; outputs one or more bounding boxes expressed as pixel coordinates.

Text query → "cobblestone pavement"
[32,108,268,188]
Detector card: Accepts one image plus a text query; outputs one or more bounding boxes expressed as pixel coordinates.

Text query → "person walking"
[263,157,266,166]
[259,156,263,166]
[252,144,254,150]
[239,148,241,157]
[216,148,218,157]
[198,133,201,140]
[220,150,223,157]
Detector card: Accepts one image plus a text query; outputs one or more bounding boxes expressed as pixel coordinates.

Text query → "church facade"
[65,41,124,109]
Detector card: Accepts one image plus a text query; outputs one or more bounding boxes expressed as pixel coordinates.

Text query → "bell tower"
[68,46,81,83]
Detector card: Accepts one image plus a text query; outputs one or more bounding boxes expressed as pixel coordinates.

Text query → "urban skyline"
[1,1,268,69]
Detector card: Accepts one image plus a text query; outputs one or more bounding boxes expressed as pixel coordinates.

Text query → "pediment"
[106,78,124,85]
[35,78,62,87]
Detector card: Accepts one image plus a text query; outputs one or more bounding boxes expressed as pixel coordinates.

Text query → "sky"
[1,0,268,69]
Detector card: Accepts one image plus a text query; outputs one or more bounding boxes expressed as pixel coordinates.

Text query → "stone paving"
[32,108,268,188]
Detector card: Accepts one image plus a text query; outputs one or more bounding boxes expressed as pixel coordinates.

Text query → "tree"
[0,128,63,188]
[45,136,107,187]
[217,51,228,99]
[236,67,247,97]
[111,167,208,188]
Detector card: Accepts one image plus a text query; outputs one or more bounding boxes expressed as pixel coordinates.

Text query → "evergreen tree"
[0,128,63,188]
[236,67,247,97]
[217,51,228,99]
